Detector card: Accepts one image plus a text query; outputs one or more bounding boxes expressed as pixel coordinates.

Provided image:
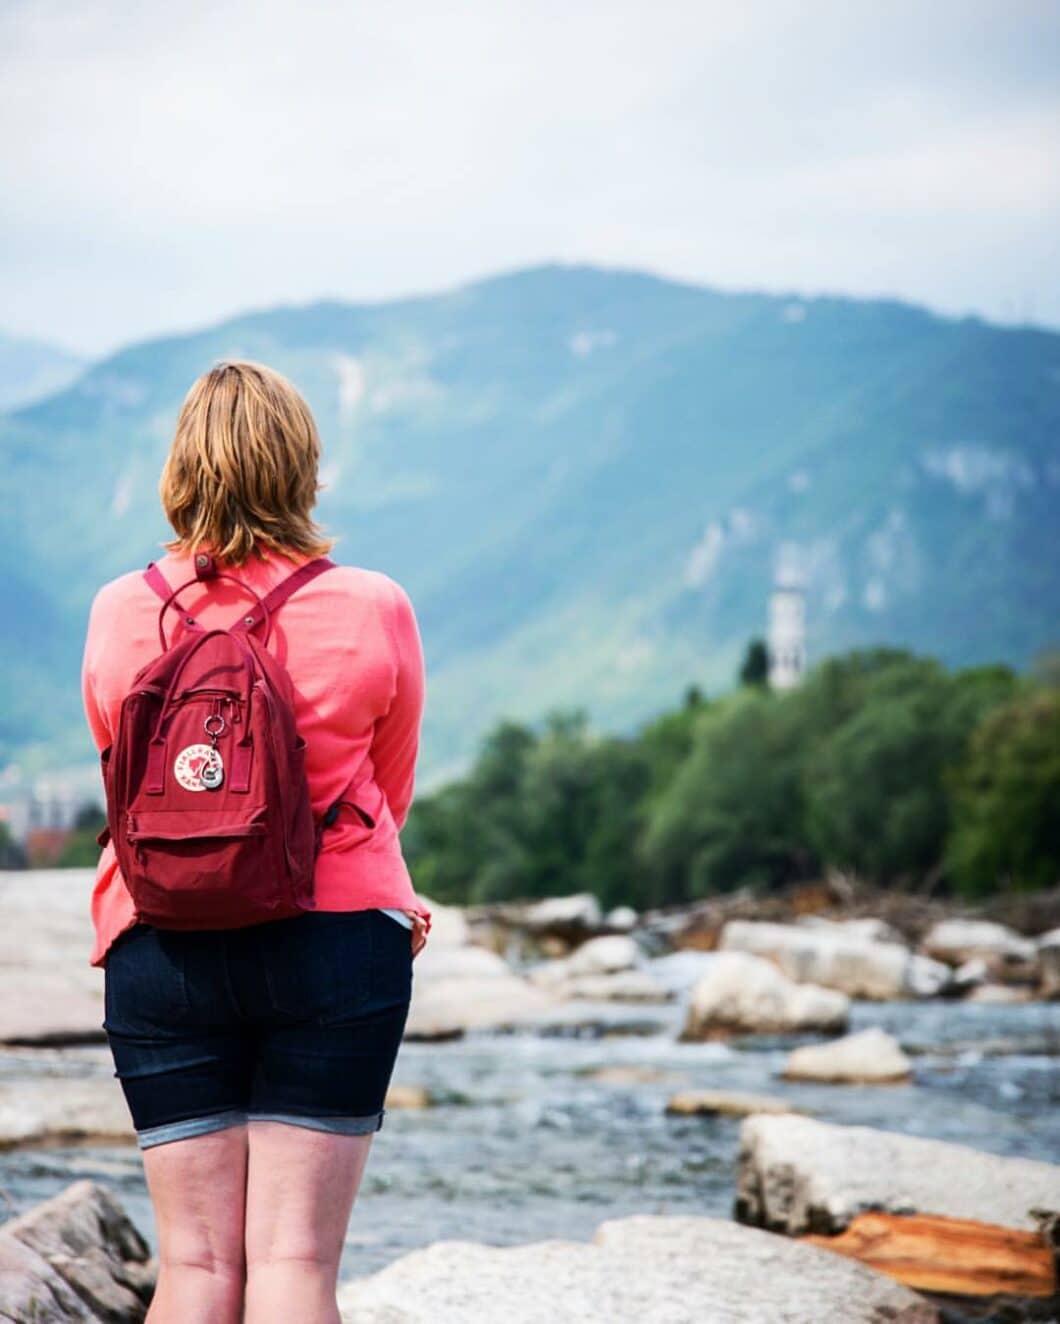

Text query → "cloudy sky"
[2,0,1058,355]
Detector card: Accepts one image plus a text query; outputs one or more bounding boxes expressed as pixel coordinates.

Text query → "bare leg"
[141,1124,249,1323]
[244,1121,374,1324]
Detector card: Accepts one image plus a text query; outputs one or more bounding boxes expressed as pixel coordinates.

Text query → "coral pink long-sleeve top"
[80,544,431,967]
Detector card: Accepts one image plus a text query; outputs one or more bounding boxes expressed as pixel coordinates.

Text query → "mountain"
[2,264,1058,779]
[0,331,86,411]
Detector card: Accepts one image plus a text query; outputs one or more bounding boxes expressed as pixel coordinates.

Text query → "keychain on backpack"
[201,707,226,789]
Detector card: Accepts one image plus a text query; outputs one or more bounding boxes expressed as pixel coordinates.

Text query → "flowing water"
[0,998,1057,1281]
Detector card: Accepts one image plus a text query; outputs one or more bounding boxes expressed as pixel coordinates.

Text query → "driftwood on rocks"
[801,1210,1057,1299]
[736,1114,1060,1236]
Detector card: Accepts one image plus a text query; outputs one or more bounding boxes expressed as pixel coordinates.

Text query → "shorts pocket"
[262,912,374,1024]
[103,925,192,1033]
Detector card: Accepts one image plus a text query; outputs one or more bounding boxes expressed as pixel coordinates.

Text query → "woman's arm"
[80,591,112,753]
[372,579,425,833]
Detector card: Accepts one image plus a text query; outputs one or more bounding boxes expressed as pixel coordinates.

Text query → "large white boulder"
[737,1113,1060,1235]
[546,971,671,1003]
[522,892,603,940]
[797,915,905,945]
[781,1027,912,1084]
[404,972,553,1039]
[338,1212,937,1323]
[565,934,641,976]
[921,919,1039,983]
[0,870,104,1044]
[720,920,952,1000]
[681,951,849,1039]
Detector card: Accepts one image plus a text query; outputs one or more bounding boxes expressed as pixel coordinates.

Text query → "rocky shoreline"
[0,868,1057,1321]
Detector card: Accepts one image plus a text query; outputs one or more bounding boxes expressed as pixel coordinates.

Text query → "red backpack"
[97,551,367,930]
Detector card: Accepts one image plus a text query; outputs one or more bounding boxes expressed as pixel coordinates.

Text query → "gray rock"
[0,1179,154,1321]
[415,895,470,949]
[546,971,671,1003]
[404,971,554,1039]
[603,905,638,933]
[921,918,1039,984]
[0,1077,134,1148]
[781,1028,912,1084]
[737,1114,1060,1234]
[338,1213,937,1323]
[720,920,952,1000]
[0,870,104,1044]
[1037,927,1060,998]
[797,916,904,945]
[665,1090,798,1117]
[682,952,849,1038]
[521,892,603,943]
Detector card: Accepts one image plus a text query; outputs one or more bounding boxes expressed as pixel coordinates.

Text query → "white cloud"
[1,0,1058,352]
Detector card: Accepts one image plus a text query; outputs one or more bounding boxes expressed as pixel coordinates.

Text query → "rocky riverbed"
[0,870,1057,1321]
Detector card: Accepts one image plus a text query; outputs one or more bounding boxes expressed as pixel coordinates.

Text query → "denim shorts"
[102,908,413,1149]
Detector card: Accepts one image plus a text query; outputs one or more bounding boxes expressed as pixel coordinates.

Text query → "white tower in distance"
[768,576,806,690]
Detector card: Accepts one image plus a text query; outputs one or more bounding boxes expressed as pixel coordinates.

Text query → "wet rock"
[583,1065,675,1086]
[964,982,1035,1004]
[0,1078,134,1149]
[719,920,952,1000]
[385,1085,432,1110]
[665,1090,798,1117]
[1037,927,1060,999]
[681,952,849,1039]
[736,1114,1060,1235]
[781,1028,912,1084]
[0,1179,154,1321]
[338,1212,937,1323]
[921,919,1039,984]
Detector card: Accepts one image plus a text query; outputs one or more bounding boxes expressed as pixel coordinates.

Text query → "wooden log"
[801,1210,1056,1298]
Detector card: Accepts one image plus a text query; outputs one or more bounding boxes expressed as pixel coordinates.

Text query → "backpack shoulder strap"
[143,562,206,633]
[229,556,338,636]
[143,555,339,636]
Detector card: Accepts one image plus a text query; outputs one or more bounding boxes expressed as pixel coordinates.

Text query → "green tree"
[947,688,1060,895]
[641,690,810,900]
[739,638,770,688]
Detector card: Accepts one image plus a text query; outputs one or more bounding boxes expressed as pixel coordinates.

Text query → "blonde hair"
[159,360,336,568]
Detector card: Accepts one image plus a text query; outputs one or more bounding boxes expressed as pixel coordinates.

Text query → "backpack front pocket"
[122,803,281,927]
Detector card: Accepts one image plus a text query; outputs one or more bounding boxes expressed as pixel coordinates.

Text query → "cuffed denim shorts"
[102,909,413,1149]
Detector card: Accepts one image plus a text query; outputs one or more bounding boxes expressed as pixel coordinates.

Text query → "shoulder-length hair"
[159,360,336,568]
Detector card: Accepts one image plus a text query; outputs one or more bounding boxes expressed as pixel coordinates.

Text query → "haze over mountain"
[0,332,85,411]
[3,264,1058,780]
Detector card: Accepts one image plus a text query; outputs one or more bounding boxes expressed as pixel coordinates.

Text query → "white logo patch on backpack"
[174,743,222,792]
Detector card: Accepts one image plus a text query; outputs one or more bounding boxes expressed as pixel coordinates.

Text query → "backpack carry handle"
[155,571,272,653]
[151,626,258,744]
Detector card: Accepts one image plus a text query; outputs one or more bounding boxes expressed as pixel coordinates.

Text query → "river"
[0,995,1056,1282]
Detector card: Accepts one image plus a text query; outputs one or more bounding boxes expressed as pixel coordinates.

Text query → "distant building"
[768,578,806,690]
